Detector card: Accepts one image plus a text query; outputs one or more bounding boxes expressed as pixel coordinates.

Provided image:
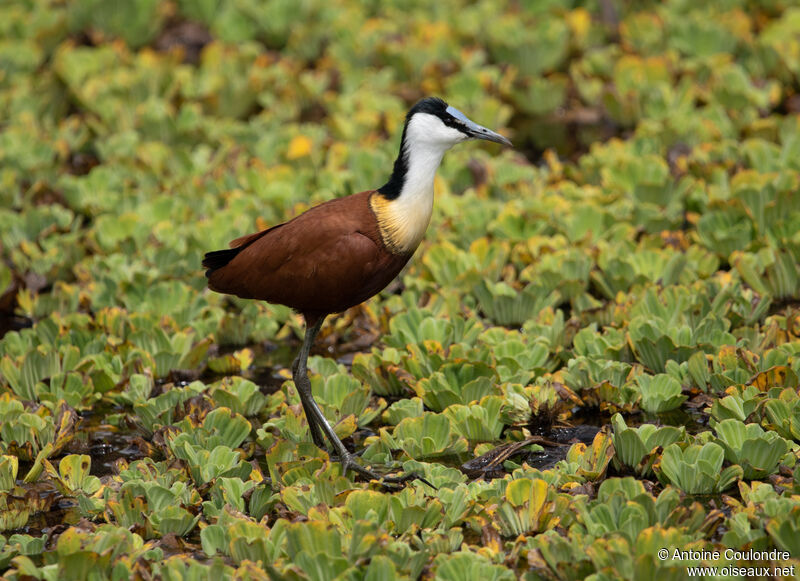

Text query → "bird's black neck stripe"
[377,125,409,201]
[378,97,450,201]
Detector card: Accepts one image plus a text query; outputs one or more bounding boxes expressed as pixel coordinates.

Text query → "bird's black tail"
[202,247,242,278]
[203,225,277,279]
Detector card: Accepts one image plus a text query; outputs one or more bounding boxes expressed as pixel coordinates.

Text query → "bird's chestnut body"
[204,190,412,325]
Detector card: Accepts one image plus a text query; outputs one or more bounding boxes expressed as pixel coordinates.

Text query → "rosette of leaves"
[128,328,210,380]
[566,357,639,411]
[708,385,762,422]
[443,396,504,442]
[120,280,212,330]
[104,490,149,535]
[66,0,165,49]
[382,487,445,534]
[525,527,595,580]
[49,525,148,580]
[710,368,798,426]
[721,511,769,550]
[282,519,393,579]
[499,383,562,427]
[433,551,516,581]
[490,477,560,537]
[766,506,800,557]
[161,408,253,486]
[0,490,50,533]
[212,302,287,347]
[636,374,687,413]
[0,534,47,571]
[572,324,629,361]
[420,240,483,290]
[747,365,800,392]
[0,399,77,461]
[592,243,693,300]
[0,343,95,409]
[182,42,278,120]
[206,347,254,375]
[655,441,742,494]
[733,247,799,301]
[0,456,16,494]
[612,414,685,476]
[128,477,202,536]
[713,419,789,479]
[114,373,154,408]
[279,468,353,516]
[44,454,103,516]
[168,407,251,452]
[510,73,569,118]
[557,431,614,482]
[171,444,252,486]
[306,363,386,439]
[107,465,203,537]
[131,382,206,437]
[763,392,800,442]
[732,484,800,554]
[483,9,569,78]
[628,318,707,374]
[578,478,659,544]
[389,413,468,460]
[400,342,453,384]
[341,489,388,529]
[200,477,266,521]
[148,504,200,538]
[351,348,408,397]
[45,455,101,496]
[687,344,769,394]
[383,308,484,351]
[487,333,556,384]
[627,287,736,373]
[696,203,756,258]
[413,529,463,560]
[382,397,424,426]
[202,515,286,565]
[413,362,498,412]
[210,377,271,417]
[587,477,708,539]
[0,456,54,532]
[472,280,557,327]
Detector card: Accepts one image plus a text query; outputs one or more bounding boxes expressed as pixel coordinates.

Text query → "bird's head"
[403,97,512,150]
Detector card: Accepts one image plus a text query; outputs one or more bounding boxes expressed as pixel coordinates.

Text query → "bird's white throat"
[372,113,464,254]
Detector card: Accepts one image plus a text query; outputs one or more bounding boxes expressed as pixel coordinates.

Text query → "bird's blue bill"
[446,105,513,147]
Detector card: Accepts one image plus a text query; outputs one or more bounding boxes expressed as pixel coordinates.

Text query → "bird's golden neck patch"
[370,190,433,255]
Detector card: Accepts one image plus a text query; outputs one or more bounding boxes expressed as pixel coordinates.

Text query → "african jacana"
[203,97,511,481]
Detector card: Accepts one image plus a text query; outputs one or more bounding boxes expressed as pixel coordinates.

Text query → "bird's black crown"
[406,97,449,120]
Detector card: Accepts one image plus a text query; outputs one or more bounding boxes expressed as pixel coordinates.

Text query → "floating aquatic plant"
[656,442,743,495]
[612,414,686,476]
[2,1,800,578]
[713,419,790,480]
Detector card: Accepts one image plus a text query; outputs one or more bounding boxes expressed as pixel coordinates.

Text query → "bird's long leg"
[292,317,326,449]
[292,315,391,482]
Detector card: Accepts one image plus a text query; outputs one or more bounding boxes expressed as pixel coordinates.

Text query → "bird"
[203,97,511,481]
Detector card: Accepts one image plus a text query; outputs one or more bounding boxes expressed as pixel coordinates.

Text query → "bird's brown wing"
[227,224,282,249]
[206,191,411,317]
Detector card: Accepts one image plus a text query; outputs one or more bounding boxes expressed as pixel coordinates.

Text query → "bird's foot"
[336,452,436,491]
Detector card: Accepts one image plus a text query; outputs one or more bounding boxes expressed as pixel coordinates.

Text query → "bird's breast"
[369,189,434,255]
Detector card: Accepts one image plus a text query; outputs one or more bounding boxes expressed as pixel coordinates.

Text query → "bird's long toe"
[335,453,435,491]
